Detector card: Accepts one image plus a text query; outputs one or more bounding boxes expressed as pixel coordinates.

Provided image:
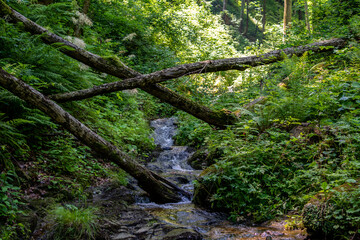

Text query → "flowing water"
[138,118,306,240]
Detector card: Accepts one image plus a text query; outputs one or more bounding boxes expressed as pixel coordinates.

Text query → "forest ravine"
[0,0,360,239]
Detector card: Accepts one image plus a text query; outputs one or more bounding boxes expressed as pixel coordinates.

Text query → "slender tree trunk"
[0,1,237,128]
[239,0,246,33]
[304,0,311,33]
[222,0,231,25]
[262,0,266,32]
[74,0,91,37]
[283,0,292,38]
[244,0,249,35]
[0,68,189,203]
[82,0,91,14]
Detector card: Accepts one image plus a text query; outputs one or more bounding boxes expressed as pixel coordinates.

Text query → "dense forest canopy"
[0,0,360,239]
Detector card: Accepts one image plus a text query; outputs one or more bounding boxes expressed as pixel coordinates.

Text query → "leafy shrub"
[193,47,360,223]
[175,114,212,148]
[0,171,28,240]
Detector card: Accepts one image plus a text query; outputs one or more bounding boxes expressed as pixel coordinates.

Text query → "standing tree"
[222,0,231,25]
[244,0,249,35]
[262,0,266,32]
[74,0,91,37]
[304,0,311,33]
[239,0,246,33]
[283,0,292,38]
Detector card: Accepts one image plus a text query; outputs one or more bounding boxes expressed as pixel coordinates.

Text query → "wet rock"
[135,226,152,235]
[169,176,189,184]
[162,228,202,240]
[92,182,136,204]
[111,232,137,240]
[260,230,284,237]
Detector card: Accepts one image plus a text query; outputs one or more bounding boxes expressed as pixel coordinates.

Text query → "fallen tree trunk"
[0,67,189,203]
[49,38,346,103]
[0,0,347,128]
[0,1,237,128]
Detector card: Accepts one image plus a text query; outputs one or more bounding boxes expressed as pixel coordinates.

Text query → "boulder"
[302,182,360,239]
[192,166,219,209]
[187,148,222,170]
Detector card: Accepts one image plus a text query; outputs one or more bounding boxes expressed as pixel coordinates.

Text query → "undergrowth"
[47,204,98,240]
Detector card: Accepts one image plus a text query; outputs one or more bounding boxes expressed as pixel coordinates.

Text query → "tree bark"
[283,0,292,38]
[239,0,246,33]
[262,0,266,32]
[244,0,249,35]
[49,38,346,102]
[0,68,189,203]
[222,0,231,25]
[304,0,311,33]
[0,1,237,128]
[74,0,91,37]
[82,0,91,15]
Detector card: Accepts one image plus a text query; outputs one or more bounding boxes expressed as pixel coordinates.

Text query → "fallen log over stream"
[0,67,190,203]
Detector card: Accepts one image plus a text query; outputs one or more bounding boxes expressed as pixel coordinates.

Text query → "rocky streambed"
[31,118,308,240]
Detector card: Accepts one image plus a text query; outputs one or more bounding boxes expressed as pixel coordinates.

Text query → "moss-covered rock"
[187,148,222,170]
[192,165,219,209]
[302,182,360,239]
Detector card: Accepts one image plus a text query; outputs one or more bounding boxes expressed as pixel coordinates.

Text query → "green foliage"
[175,113,212,148]
[284,214,304,231]
[191,45,360,223]
[311,0,360,39]
[303,183,360,239]
[106,168,128,187]
[1,0,360,237]
[0,171,28,240]
[47,204,98,240]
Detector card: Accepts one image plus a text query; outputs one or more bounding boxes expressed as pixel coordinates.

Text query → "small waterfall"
[147,117,198,195]
[150,118,177,150]
[138,118,306,240]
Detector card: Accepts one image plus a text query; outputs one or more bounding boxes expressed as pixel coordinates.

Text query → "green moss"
[0,0,12,16]
[102,55,126,69]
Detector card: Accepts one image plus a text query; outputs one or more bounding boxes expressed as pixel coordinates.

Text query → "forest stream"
[136,118,307,240]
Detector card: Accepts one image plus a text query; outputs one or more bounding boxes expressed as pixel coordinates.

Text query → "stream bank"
[31,118,308,239]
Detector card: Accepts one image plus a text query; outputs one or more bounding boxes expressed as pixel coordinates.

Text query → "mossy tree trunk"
[0,68,189,203]
[283,0,292,38]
